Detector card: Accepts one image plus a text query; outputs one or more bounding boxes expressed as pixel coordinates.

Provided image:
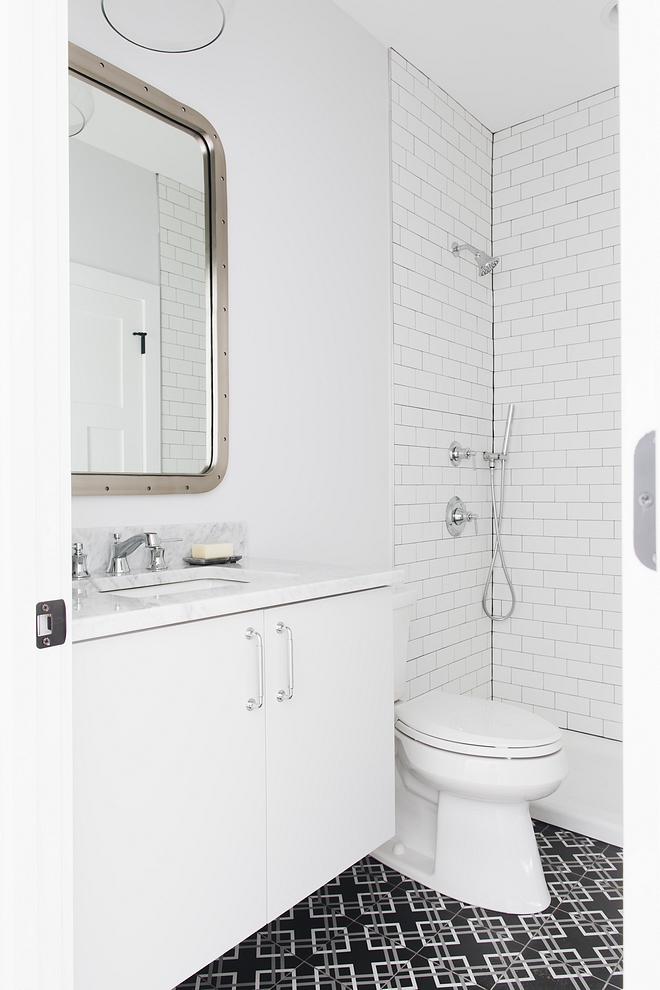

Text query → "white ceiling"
[331,0,619,132]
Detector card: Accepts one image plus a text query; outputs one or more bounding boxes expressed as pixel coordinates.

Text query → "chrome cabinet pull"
[245,627,264,710]
[275,622,294,702]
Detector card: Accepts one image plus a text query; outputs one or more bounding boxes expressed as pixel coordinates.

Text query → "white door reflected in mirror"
[70,265,161,473]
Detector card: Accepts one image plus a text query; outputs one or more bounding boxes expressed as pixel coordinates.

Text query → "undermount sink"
[95,565,302,600]
[99,572,250,598]
[106,577,248,599]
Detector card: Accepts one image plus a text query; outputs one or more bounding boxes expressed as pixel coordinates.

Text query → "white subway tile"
[395,56,620,740]
[577,137,615,164]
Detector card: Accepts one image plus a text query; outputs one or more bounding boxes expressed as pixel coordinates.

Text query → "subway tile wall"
[391,51,494,700]
[157,176,209,474]
[491,90,621,739]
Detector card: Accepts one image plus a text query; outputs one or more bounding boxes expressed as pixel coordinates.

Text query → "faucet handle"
[144,532,182,548]
[72,542,90,580]
[145,534,182,572]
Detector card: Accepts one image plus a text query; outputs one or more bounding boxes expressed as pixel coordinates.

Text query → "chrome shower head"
[451,241,500,277]
[475,251,499,276]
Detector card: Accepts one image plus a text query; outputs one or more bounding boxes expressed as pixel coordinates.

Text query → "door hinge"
[36,599,67,649]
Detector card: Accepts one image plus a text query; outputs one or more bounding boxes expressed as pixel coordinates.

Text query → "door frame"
[620,2,660,985]
[1,2,658,988]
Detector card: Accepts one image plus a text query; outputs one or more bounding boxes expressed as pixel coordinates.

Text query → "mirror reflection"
[69,73,211,475]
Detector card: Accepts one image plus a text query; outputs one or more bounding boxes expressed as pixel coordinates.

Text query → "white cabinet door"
[73,612,267,990]
[264,588,394,920]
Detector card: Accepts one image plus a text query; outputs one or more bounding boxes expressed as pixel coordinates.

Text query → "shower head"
[475,251,499,276]
[451,241,500,277]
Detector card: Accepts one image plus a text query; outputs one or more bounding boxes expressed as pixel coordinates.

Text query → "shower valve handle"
[446,497,478,537]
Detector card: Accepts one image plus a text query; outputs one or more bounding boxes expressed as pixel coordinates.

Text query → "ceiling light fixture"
[101,0,228,53]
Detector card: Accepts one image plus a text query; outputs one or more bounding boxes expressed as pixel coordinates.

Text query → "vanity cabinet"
[73,587,393,990]
[263,592,394,920]
[74,609,268,990]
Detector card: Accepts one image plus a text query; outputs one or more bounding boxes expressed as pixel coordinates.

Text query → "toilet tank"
[393,585,418,702]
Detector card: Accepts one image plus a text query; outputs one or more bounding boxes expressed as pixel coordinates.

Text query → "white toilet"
[373,586,569,915]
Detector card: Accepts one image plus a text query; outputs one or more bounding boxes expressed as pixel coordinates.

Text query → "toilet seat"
[395,688,563,759]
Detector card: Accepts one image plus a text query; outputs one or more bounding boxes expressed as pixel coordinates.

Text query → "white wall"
[69,0,393,570]
[492,90,621,739]
[69,141,161,284]
[391,52,493,699]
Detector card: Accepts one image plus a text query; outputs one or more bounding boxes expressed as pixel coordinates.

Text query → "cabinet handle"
[245,627,264,710]
[275,622,294,702]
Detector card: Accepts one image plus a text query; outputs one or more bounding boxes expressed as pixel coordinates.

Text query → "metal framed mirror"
[69,43,228,495]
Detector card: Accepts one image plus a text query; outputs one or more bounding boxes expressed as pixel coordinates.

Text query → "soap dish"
[183,555,242,566]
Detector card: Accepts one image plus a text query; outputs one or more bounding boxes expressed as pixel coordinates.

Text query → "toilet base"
[373,792,551,915]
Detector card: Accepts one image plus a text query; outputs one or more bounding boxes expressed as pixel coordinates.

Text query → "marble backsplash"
[72,522,248,576]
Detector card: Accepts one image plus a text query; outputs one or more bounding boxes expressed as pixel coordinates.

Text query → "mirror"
[69,44,228,495]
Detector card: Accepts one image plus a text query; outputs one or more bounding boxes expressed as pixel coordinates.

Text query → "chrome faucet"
[106,532,182,574]
[107,533,148,575]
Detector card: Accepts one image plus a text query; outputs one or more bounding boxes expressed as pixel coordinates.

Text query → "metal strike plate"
[634,431,656,570]
[36,599,67,649]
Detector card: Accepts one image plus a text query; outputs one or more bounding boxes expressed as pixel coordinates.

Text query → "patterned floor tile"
[175,824,622,990]
[264,907,360,962]
[306,859,405,926]
[192,932,306,990]
[304,920,419,984]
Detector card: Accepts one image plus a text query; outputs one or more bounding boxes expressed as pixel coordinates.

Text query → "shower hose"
[482,460,516,621]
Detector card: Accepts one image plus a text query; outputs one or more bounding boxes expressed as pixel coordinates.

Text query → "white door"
[264,589,395,921]
[70,263,161,473]
[620,4,660,986]
[0,1,72,988]
[73,613,268,990]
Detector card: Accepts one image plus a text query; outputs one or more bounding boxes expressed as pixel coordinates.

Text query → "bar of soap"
[191,542,234,559]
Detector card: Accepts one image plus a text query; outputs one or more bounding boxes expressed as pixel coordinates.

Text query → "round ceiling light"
[601,0,618,30]
[101,0,226,53]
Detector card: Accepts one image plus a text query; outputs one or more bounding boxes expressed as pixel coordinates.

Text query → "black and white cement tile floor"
[175,822,622,990]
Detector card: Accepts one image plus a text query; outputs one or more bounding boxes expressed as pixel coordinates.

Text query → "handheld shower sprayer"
[501,404,514,459]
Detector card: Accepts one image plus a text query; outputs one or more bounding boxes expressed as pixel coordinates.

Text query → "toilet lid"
[395,689,563,758]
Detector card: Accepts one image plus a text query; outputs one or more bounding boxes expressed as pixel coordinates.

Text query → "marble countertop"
[71,557,400,642]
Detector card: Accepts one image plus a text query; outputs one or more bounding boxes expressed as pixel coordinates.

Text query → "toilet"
[372,586,568,914]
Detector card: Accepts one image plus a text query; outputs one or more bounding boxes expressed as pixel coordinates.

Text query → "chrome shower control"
[446,496,478,537]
